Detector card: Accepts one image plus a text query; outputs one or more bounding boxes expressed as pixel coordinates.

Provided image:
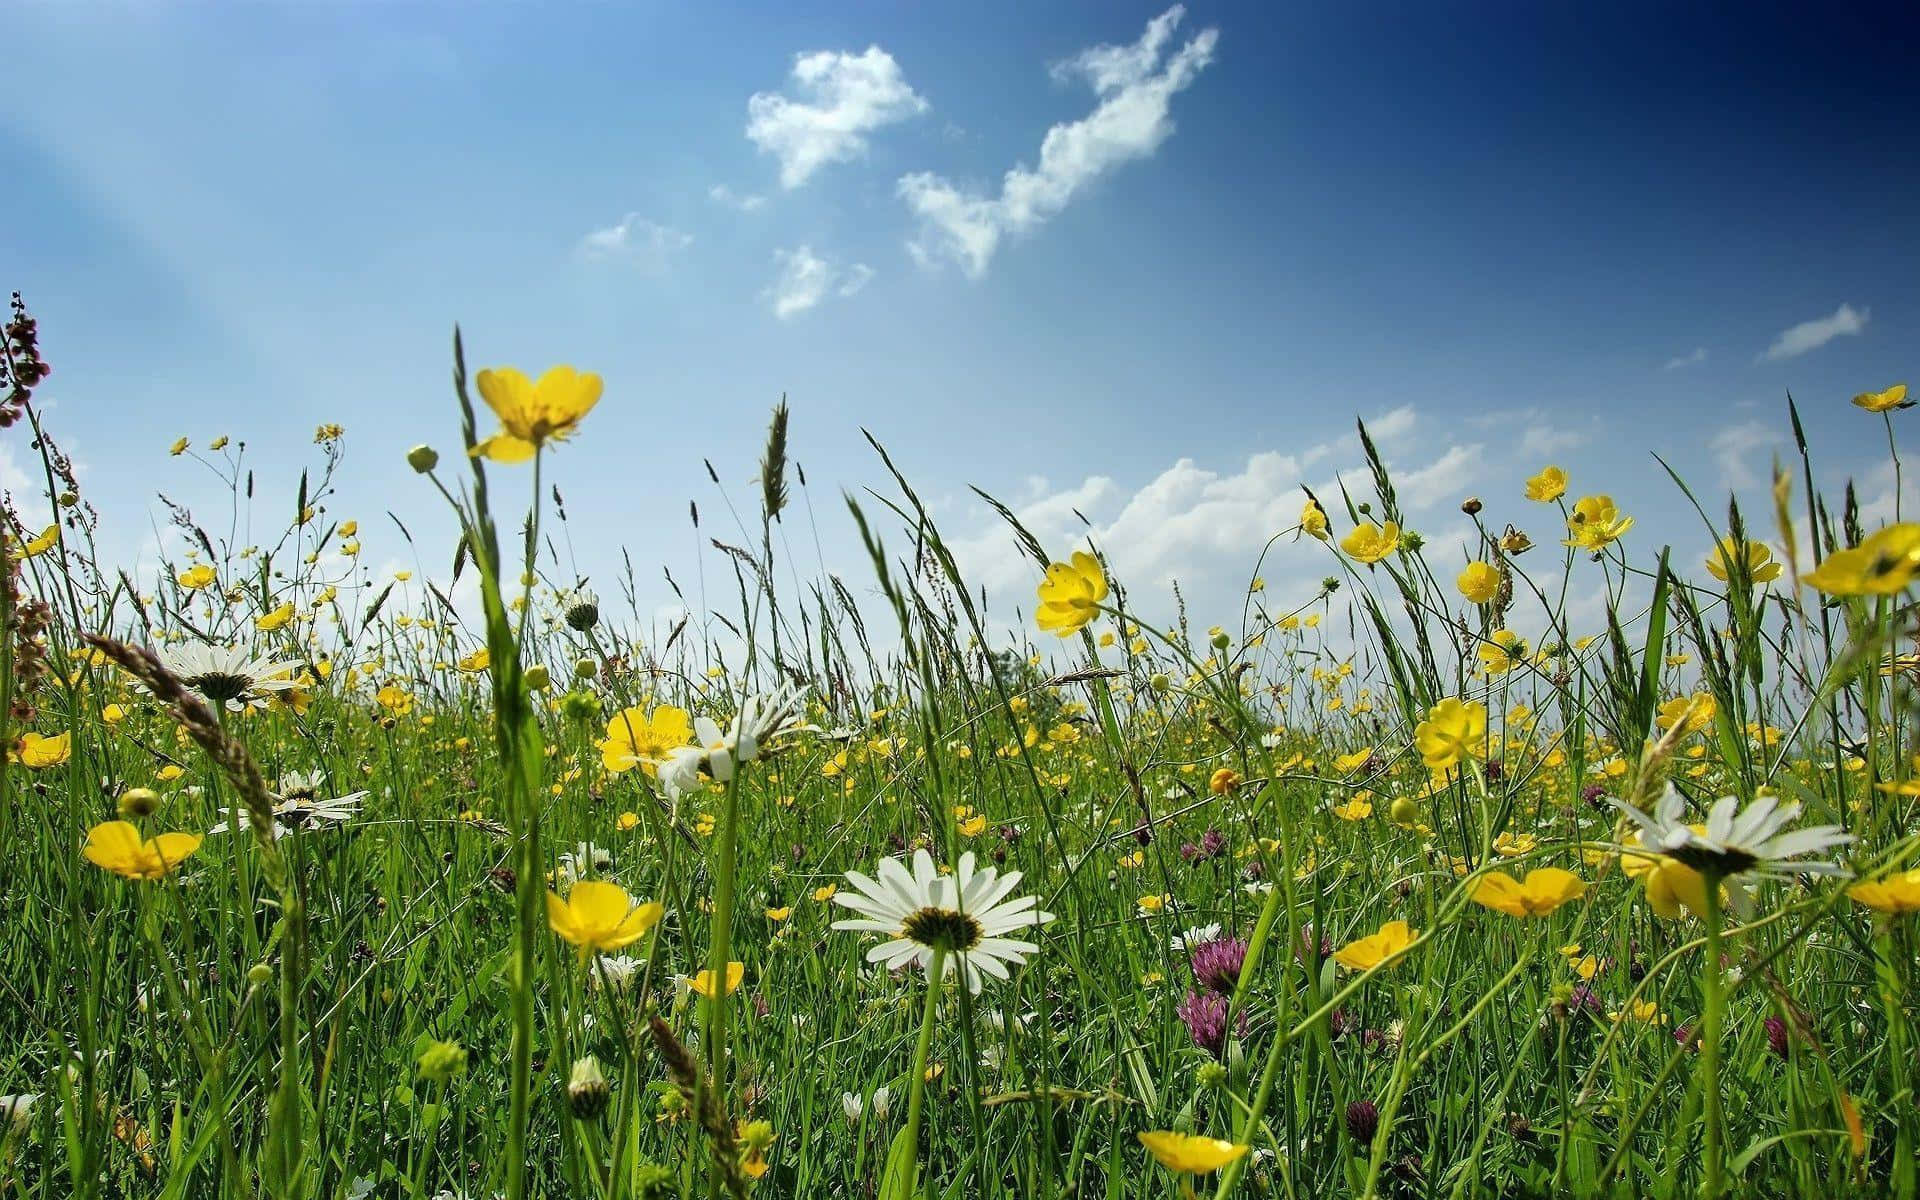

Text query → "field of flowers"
[1,298,1916,1199]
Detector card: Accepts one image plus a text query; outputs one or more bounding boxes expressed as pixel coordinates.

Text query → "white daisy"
[153,642,301,711]
[591,954,644,992]
[209,769,364,838]
[1171,922,1223,952]
[658,683,815,799]
[831,849,1052,993]
[1613,786,1851,912]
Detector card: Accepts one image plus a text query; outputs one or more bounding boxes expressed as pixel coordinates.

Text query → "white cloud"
[1709,420,1781,490]
[898,6,1218,277]
[1663,346,1708,370]
[764,245,874,319]
[577,213,693,270]
[708,184,767,212]
[1760,303,1868,361]
[747,46,928,188]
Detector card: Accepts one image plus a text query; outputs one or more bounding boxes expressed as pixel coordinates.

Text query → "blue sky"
[4,1,1916,643]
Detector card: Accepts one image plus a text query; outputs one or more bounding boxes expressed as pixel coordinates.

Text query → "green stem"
[702,770,744,1199]
[1700,879,1726,1199]
[900,947,948,1199]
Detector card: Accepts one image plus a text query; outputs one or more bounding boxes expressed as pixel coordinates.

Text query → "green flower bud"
[416,1039,467,1086]
[118,787,160,818]
[406,445,440,473]
[523,664,551,691]
[567,1056,610,1119]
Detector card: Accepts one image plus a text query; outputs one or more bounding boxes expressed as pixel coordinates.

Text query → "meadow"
[1,296,1916,1199]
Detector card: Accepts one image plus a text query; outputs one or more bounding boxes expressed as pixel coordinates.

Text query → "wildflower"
[690,962,745,998]
[14,730,70,768]
[1563,495,1633,551]
[0,1093,39,1132]
[151,642,301,710]
[1525,466,1567,502]
[567,1056,611,1118]
[1656,693,1716,734]
[209,770,365,838]
[406,445,439,472]
[1345,1099,1379,1144]
[1704,538,1782,584]
[1299,498,1329,540]
[831,849,1052,992]
[470,365,603,462]
[1804,524,1920,595]
[1457,561,1500,604]
[1613,786,1851,915]
[416,1040,468,1085]
[1177,989,1244,1058]
[1852,383,1911,413]
[656,684,812,798]
[1330,795,1373,821]
[254,601,295,632]
[1333,920,1418,971]
[1849,869,1920,915]
[546,881,664,955]
[1414,697,1487,771]
[169,437,189,456]
[564,587,600,631]
[1137,1130,1249,1175]
[117,787,160,818]
[1477,630,1527,676]
[1764,1015,1792,1059]
[591,954,644,991]
[21,524,57,557]
[176,564,217,590]
[1190,936,1248,994]
[1034,551,1108,637]
[1208,767,1241,795]
[1470,869,1586,918]
[83,820,203,880]
[1340,521,1399,565]
[457,647,491,673]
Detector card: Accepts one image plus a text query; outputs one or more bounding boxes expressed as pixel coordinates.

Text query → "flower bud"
[246,962,274,986]
[406,445,439,473]
[1389,795,1420,827]
[523,664,551,691]
[416,1039,467,1086]
[1461,496,1482,515]
[118,787,160,818]
[567,1056,610,1119]
[1210,630,1231,650]
[573,657,598,680]
[1150,673,1171,693]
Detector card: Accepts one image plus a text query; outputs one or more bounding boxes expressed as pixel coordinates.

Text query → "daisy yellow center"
[901,906,984,953]
[188,671,253,702]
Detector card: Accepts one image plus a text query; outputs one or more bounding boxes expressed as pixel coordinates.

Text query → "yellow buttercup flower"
[1477,630,1527,676]
[1852,383,1910,413]
[169,437,190,456]
[1470,868,1586,918]
[1525,465,1567,503]
[546,881,663,955]
[457,647,491,673]
[255,601,295,632]
[1849,870,1920,915]
[1035,551,1108,637]
[1414,697,1487,771]
[1457,561,1500,605]
[1704,537,1781,584]
[1804,524,1920,596]
[1340,521,1399,565]
[177,563,217,590]
[22,524,58,557]
[1656,692,1716,734]
[600,704,694,773]
[1564,495,1633,551]
[15,731,71,768]
[1137,1130,1248,1174]
[691,961,745,998]
[1333,919,1417,971]
[83,820,203,880]
[1299,499,1329,540]
[471,365,603,463]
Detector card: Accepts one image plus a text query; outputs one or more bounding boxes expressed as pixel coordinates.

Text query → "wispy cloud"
[764,246,873,319]
[1709,420,1780,489]
[707,184,767,213]
[576,214,693,270]
[1760,303,1868,361]
[898,6,1218,278]
[1663,346,1708,370]
[747,47,928,188]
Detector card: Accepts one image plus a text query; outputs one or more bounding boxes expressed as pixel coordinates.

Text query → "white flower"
[209,770,364,838]
[1260,732,1285,750]
[1171,922,1222,952]
[0,1092,38,1131]
[832,850,1052,993]
[152,642,302,710]
[1613,786,1851,913]
[659,684,815,799]
[869,1084,891,1120]
[592,954,644,992]
[839,1091,864,1125]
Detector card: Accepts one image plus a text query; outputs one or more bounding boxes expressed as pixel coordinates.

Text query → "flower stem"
[702,770,743,1199]
[1700,879,1726,1199]
[900,946,948,1199]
